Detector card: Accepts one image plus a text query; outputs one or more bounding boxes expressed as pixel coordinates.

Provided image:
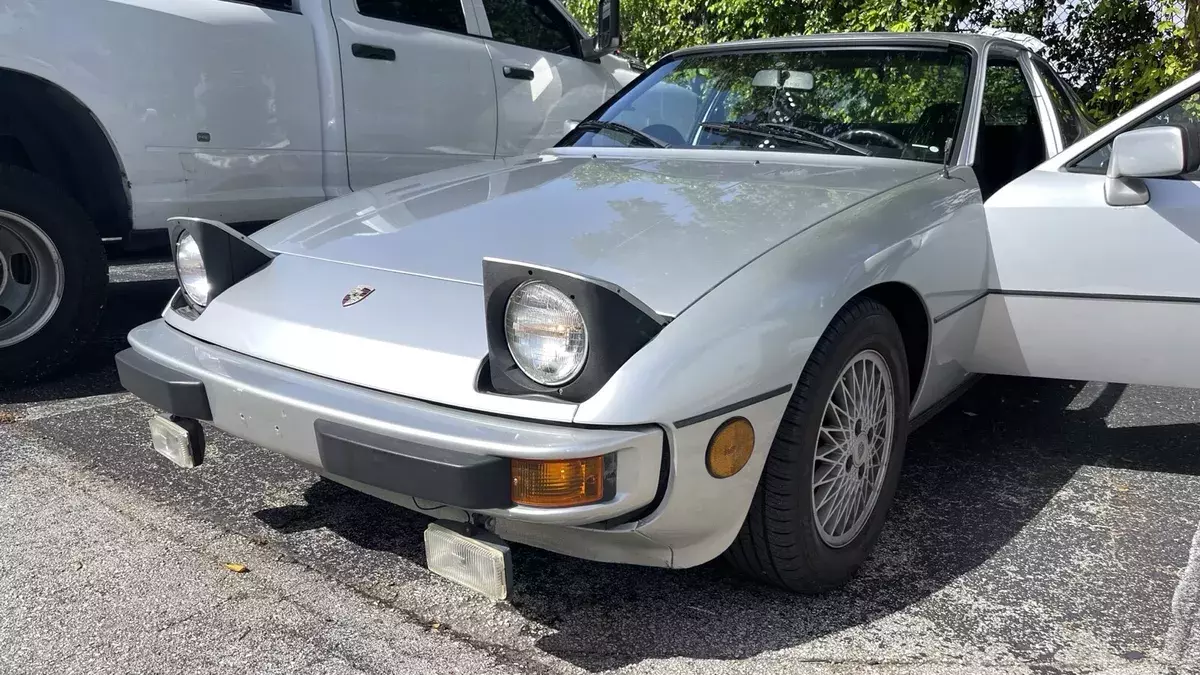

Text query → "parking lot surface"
[2,254,1199,674]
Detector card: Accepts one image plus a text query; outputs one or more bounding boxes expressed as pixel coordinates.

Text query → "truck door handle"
[352,44,396,61]
[502,65,535,81]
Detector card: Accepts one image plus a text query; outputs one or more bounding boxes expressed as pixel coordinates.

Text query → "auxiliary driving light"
[510,456,604,507]
[424,521,513,601]
[706,417,755,478]
[148,414,205,468]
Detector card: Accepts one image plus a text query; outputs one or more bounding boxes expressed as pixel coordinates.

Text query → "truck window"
[482,0,578,56]
[357,0,468,34]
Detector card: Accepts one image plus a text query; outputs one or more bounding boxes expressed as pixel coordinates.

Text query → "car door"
[330,0,499,190]
[471,0,618,157]
[972,70,1200,389]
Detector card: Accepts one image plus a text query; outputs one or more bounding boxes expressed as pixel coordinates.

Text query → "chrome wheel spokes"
[811,349,894,548]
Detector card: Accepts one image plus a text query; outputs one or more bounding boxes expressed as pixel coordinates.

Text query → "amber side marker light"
[511,456,605,507]
[706,417,755,478]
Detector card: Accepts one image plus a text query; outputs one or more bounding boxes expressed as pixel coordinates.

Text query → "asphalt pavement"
[1,252,1199,674]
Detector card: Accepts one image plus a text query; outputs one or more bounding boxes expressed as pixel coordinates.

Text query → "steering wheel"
[835,128,907,150]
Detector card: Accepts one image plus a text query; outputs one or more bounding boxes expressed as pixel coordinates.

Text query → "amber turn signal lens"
[511,456,605,507]
[706,417,755,478]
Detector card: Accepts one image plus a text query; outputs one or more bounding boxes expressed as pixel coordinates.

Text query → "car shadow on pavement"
[254,375,1200,671]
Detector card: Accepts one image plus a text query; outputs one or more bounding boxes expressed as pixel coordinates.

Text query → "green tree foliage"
[565,0,1198,121]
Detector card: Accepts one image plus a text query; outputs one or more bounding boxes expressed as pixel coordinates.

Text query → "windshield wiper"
[572,120,670,148]
[699,122,870,156]
[757,123,872,157]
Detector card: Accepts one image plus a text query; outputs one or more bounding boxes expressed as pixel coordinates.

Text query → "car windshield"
[564,47,972,163]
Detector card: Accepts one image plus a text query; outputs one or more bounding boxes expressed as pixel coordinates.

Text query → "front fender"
[575,168,986,428]
[570,168,986,568]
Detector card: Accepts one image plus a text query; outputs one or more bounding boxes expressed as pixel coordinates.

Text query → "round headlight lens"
[504,281,588,387]
[175,232,210,307]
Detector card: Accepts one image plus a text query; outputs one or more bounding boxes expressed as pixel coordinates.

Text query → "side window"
[482,0,577,55]
[356,0,468,34]
[1033,61,1084,145]
[1074,89,1200,179]
[975,57,1047,199]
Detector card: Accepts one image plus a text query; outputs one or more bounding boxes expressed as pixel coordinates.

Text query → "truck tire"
[0,164,107,387]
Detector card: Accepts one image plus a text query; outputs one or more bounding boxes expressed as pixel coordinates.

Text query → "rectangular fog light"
[148,415,205,469]
[423,521,512,601]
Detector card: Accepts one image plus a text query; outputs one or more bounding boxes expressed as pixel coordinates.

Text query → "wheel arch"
[852,281,932,404]
[0,67,131,240]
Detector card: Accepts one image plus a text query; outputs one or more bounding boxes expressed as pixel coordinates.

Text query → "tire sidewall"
[0,166,107,385]
[791,308,910,579]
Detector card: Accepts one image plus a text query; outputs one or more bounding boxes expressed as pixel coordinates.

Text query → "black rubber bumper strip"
[315,419,513,510]
[115,347,213,421]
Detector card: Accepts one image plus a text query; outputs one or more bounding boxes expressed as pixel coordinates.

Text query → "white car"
[0,0,638,385]
[116,31,1200,598]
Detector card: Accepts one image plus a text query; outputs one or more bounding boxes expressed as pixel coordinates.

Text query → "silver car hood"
[254,151,937,316]
[170,152,936,416]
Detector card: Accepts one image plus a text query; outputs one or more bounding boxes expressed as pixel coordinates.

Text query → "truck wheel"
[0,165,107,387]
[724,297,910,592]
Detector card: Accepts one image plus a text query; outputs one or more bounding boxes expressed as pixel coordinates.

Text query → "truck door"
[472,0,618,157]
[330,0,500,189]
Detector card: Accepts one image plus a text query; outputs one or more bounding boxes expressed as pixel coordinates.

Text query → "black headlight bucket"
[168,217,275,316]
[481,257,668,403]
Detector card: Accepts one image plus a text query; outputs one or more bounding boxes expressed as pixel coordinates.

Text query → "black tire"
[0,164,108,387]
[725,297,911,592]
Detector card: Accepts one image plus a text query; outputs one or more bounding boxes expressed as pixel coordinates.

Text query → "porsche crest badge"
[342,285,375,307]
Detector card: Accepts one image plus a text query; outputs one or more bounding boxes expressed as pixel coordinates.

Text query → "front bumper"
[117,320,664,528]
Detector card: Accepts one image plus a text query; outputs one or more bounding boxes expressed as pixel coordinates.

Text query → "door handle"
[352,43,396,61]
[502,65,535,81]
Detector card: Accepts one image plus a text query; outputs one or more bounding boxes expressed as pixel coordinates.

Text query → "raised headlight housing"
[481,258,668,403]
[174,231,211,308]
[167,217,276,316]
[504,280,589,386]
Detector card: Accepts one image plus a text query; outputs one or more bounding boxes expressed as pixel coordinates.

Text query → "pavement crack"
[1164,514,1200,664]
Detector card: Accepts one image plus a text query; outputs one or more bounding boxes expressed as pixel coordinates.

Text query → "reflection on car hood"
[254,152,937,315]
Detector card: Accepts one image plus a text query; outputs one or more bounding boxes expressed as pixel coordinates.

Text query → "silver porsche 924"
[116,31,1200,599]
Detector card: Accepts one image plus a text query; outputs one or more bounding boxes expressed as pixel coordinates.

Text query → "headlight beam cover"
[481,257,668,403]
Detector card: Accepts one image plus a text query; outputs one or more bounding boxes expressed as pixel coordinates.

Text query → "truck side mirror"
[582,0,620,60]
[1105,125,1200,206]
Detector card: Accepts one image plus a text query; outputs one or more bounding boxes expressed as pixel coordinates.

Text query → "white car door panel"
[331,0,499,190]
[973,71,1200,388]
[476,0,615,156]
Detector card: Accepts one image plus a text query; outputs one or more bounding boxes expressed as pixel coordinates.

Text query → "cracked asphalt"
[1,252,1200,674]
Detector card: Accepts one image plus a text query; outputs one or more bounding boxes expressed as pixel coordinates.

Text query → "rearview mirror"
[1105,125,1199,206]
[751,69,814,91]
[582,0,620,60]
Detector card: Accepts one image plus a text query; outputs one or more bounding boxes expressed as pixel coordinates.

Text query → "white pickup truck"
[0,0,639,385]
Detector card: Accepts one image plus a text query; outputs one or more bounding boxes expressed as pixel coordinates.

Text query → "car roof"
[665,31,1022,59]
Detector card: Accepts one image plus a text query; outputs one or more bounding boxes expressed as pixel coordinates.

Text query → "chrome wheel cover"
[0,210,65,348]
[811,349,895,548]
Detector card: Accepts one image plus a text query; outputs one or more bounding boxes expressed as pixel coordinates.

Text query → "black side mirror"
[582,0,620,60]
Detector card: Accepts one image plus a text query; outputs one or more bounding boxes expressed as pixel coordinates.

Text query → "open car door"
[972,70,1200,388]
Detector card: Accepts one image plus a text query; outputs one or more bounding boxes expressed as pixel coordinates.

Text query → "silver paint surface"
[252,152,938,316]
[123,38,1200,569]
